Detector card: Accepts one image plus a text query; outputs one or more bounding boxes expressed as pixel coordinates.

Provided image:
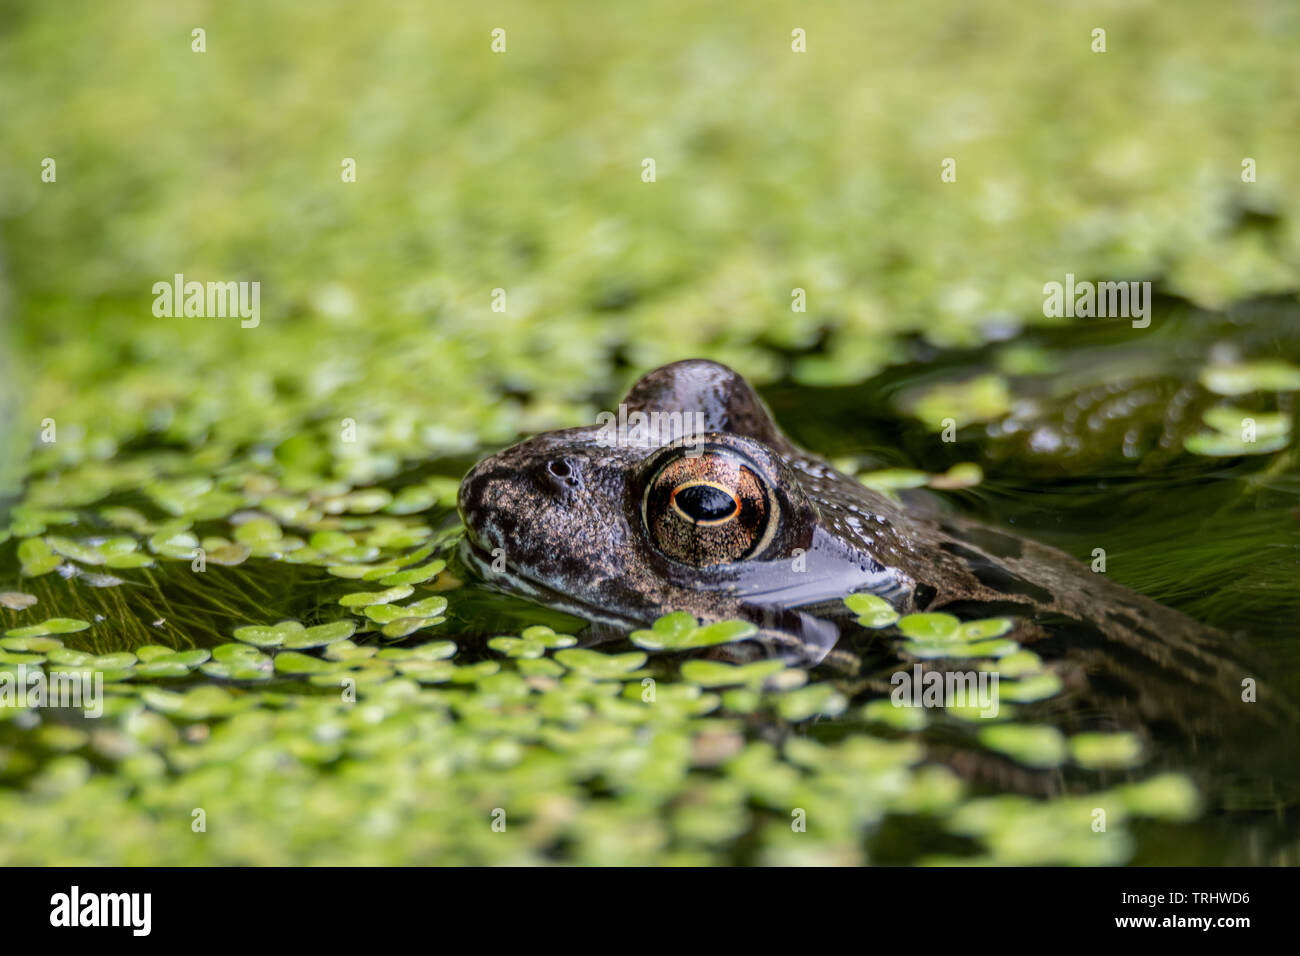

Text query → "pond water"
[761,295,1300,864]
[2,295,1298,865]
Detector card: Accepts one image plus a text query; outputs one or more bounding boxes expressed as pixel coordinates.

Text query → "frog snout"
[457,459,500,549]
[458,446,591,566]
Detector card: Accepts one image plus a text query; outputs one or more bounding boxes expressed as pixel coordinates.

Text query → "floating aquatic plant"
[5,0,1292,865]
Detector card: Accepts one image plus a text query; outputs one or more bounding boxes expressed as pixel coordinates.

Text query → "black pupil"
[675,484,736,522]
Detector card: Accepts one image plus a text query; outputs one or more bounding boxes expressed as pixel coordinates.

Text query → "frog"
[457,358,1251,737]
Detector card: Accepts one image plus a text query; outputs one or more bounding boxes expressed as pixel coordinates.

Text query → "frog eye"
[641,449,778,566]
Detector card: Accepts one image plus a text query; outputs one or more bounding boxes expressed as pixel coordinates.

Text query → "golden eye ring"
[669,480,740,526]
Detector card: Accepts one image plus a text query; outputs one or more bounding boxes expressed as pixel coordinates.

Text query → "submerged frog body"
[458,360,1246,734]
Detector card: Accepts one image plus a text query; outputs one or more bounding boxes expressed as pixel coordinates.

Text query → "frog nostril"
[540,457,580,495]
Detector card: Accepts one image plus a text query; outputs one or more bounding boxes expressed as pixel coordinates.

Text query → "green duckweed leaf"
[0,650,43,664]
[862,698,929,730]
[375,641,457,661]
[554,649,647,679]
[103,552,155,569]
[281,620,357,649]
[339,585,414,607]
[361,604,407,624]
[17,538,63,576]
[324,564,374,579]
[997,671,1063,703]
[1184,429,1289,457]
[1201,406,1289,439]
[91,653,137,670]
[448,661,498,683]
[929,462,984,490]
[910,374,1012,429]
[1113,773,1200,821]
[233,517,283,546]
[211,643,267,664]
[903,637,1019,660]
[0,635,64,653]
[897,613,960,641]
[488,636,547,659]
[996,650,1045,677]
[274,652,346,675]
[519,625,577,648]
[5,617,91,638]
[859,468,929,493]
[200,660,273,681]
[978,724,1067,768]
[1069,732,1144,769]
[721,688,761,713]
[205,542,251,566]
[134,661,193,679]
[1200,360,1300,395]
[517,657,566,679]
[630,615,757,650]
[379,617,445,638]
[322,640,377,661]
[679,659,786,687]
[151,649,210,668]
[844,593,901,628]
[47,648,94,666]
[45,536,105,566]
[233,621,304,648]
[309,531,354,554]
[377,560,447,586]
[776,683,847,721]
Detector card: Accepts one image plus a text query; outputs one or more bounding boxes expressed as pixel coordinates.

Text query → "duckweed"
[1200,361,1300,396]
[630,614,758,651]
[1185,405,1292,456]
[5,618,91,638]
[0,511,1210,866]
[844,593,901,629]
[1070,732,1145,771]
[4,0,1290,866]
[978,724,1068,769]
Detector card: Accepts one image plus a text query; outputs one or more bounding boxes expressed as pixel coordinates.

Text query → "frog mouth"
[457,535,646,630]
[457,535,846,667]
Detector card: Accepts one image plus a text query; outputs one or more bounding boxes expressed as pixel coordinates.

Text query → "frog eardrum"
[640,443,779,566]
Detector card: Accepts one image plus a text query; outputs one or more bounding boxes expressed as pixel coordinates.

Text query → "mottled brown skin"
[459,359,1252,736]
